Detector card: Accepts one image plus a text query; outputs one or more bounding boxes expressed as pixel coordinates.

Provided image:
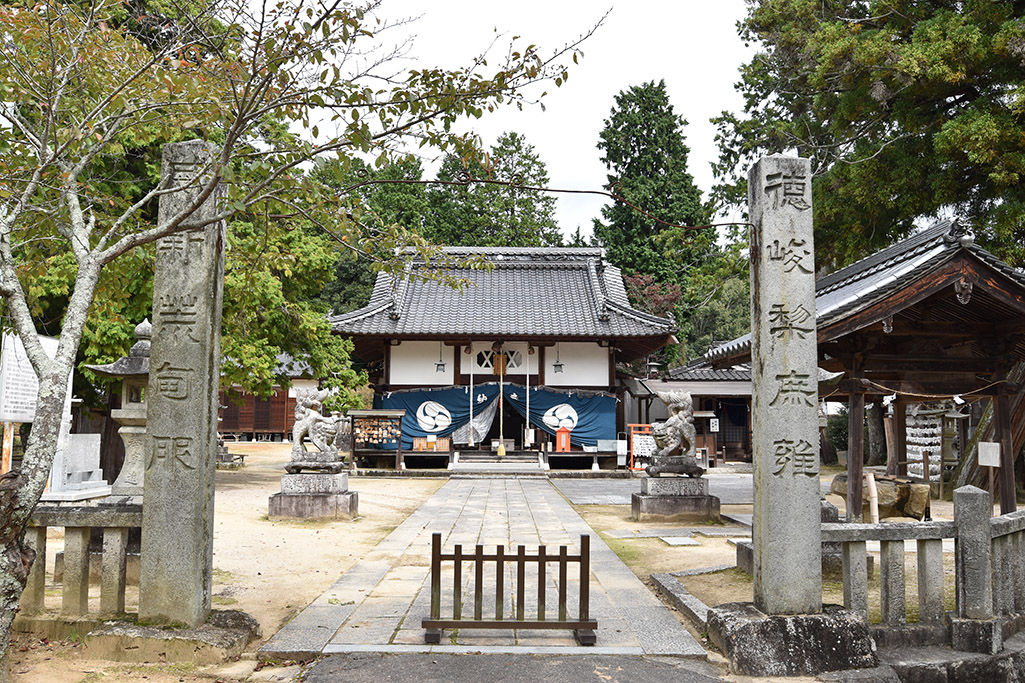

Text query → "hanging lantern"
[435,341,446,373]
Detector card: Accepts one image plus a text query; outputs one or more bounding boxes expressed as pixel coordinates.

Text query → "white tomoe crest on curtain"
[416,401,452,432]
[542,404,578,430]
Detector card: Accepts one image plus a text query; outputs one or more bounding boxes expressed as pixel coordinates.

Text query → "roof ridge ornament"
[388,262,413,320]
[586,258,610,321]
[944,217,974,247]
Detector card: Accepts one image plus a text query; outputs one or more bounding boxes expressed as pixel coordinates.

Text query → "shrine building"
[329,247,677,465]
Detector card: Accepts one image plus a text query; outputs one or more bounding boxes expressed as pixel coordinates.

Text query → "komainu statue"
[646,390,703,478]
[287,388,349,474]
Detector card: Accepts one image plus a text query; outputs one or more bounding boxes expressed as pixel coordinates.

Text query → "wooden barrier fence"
[422,532,597,645]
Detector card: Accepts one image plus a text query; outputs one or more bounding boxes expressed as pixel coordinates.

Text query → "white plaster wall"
[390,341,454,385]
[465,341,538,374]
[545,342,609,387]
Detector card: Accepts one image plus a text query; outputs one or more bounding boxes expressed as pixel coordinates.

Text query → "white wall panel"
[390,341,453,385]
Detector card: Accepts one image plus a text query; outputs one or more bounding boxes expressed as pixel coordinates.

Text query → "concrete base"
[14,610,259,665]
[40,485,112,502]
[950,616,1002,655]
[268,490,358,519]
[84,610,259,664]
[876,629,1025,683]
[707,602,876,677]
[631,484,720,523]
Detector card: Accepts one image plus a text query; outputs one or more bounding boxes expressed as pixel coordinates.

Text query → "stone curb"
[651,573,712,630]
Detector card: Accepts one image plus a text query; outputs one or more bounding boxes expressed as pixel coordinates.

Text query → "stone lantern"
[86,319,150,497]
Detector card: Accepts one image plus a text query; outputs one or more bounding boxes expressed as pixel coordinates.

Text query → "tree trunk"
[0,261,99,679]
[0,469,36,683]
[820,428,837,465]
[866,403,887,466]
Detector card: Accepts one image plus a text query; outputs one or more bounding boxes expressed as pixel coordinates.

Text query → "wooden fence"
[422,532,597,645]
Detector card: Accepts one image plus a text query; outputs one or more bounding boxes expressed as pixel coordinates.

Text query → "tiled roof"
[706,219,1025,365]
[668,361,751,382]
[330,247,676,339]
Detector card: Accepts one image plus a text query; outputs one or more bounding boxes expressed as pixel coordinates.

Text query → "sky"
[376,1,757,240]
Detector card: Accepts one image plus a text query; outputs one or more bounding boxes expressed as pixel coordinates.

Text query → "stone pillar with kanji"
[139,140,225,627]
[749,155,822,615]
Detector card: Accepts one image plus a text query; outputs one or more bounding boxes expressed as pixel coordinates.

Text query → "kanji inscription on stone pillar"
[139,140,224,627]
[749,155,822,615]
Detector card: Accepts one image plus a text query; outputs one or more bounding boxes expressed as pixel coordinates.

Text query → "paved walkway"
[261,478,705,658]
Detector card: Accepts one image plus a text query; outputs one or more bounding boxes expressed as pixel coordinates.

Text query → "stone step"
[457,452,539,464]
[449,462,547,477]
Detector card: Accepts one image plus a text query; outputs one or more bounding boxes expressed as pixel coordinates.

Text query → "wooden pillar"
[847,391,865,522]
[894,397,907,477]
[847,355,865,522]
[997,388,1016,515]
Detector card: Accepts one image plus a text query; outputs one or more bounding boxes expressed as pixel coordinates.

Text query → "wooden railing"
[422,532,597,645]
[20,505,141,619]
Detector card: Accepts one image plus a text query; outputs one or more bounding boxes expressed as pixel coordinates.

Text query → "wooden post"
[516,545,526,621]
[893,397,907,477]
[558,546,568,622]
[1,422,13,474]
[495,545,505,620]
[474,544,484,621]
[453,544,463,619]
[847,375,865,523]
[537,545,546,621]
[996,389,1016,515]
[425,533,443,643]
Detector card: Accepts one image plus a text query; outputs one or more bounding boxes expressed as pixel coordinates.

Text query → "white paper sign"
[0,333,58,423]
[632,434,656,458]
[709,418,720,433]
[978,442,1001,468]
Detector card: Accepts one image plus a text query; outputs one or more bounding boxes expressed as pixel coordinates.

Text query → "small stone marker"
[139,141,225,627]
[749,155,822,615]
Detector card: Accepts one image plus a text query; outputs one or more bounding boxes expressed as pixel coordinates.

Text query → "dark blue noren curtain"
[372,383,616,449]
[373,384,500,450]
[502,384,616,447]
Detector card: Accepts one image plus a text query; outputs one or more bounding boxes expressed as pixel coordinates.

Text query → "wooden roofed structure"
[708,219,1025,516]
[329,247,677,456]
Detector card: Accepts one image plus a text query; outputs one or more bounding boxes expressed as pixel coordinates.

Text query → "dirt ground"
[11,443,445,682]
[9,454,973,681]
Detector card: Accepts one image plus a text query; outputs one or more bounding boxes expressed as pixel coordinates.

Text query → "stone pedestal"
[42,433,112,502]
[631,477,720,523]
[268,473,358,519]
[707,602,876,677]
[111,420,145,496]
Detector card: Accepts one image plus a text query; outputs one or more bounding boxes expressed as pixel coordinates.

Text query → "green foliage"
[312,157,429,315]
[713,0,1025,269]
[680,276,751,361]
[593,81,709,283]
[827,407,850,453]
[1,0,588,402]
[425,132,563,247]
[221,212,364,403]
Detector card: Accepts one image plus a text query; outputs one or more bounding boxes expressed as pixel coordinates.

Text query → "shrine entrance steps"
[450,450,546,476]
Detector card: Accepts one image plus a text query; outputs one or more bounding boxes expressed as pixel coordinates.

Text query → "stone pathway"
[261,478,705,659]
